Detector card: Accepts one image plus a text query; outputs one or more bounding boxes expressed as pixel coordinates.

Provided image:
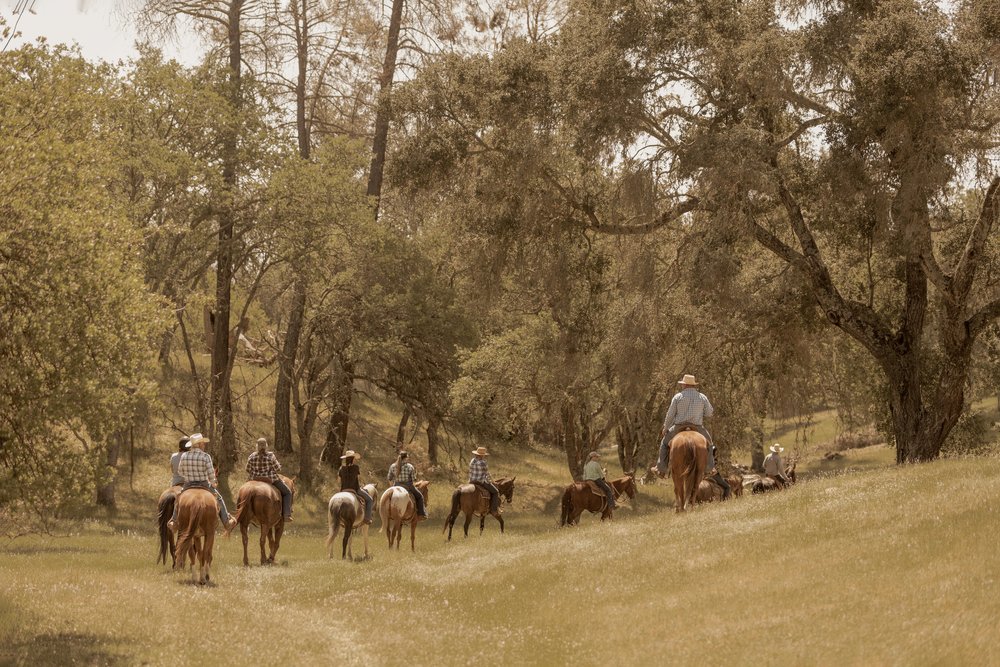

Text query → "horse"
[669,429,708,512]
[443,477,516,540]
[233,475,295,566]
[156,484,182,567]
[326,483,378,560]
[378,480,430,551]
[173,487,217,584]
[559,474,637,526]
[752,459,797,494]
[695,474,744,503]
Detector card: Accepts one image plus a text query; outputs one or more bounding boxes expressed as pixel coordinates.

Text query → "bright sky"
[2,0,204,64]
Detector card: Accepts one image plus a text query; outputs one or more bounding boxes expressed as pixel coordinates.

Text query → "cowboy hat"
[472,446,489,456]
[677,374,699,386]
[340,450,360,460]
[188,433,210,448]
[770,443,784,453]
[588,451,600,459]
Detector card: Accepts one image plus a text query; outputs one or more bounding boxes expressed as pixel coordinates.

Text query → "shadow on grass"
[2,632,124,666]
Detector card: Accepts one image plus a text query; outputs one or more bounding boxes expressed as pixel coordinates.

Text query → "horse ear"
[511,476,516,482]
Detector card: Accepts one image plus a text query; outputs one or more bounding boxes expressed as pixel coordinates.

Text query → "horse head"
[498,476,515,504]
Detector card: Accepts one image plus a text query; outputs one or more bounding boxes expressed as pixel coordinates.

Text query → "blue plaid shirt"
[469,457,491,483]
[388,461,416,484]
[663,388,714,429]
[178,448,217,486]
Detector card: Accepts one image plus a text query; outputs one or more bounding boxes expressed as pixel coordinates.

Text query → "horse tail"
[337,503,355,558]
[560,487,572,527]
[686,454,701,508]
[156,493,174,565]
[443,489,462,534]
[233,486,249,526]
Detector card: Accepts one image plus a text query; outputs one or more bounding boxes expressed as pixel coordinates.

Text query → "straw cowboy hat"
[588,451,600,459]
[472,446,490,456]
[677,374,699,386]
[188,433,210,448]
[340,450,360,460]
[770,443,784,453]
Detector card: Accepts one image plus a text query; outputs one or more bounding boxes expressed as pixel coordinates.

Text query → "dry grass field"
[2,447,999,666]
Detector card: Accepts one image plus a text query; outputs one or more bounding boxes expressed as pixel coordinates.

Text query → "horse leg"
[259,524,268,565]
[202,532,215,584]
[342,520,351,560]
[494,511,505,534]
[463,513,473,538]
[410,521,416,552]
[271,521,283,563]
[241,523,250,567]
[479,515,486,535]
[362,523,369,559]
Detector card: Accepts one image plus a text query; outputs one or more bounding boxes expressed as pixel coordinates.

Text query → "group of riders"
[166,433,506,533]
[165,372,791,533]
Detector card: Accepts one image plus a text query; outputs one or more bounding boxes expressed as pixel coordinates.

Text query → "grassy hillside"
[2,452,999,665]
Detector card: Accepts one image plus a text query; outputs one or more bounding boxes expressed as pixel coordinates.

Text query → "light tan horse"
[669,429,708,512]
[326,483,378,560]
[233,475,295,566]
[173,487,217,584]
[378,481,430,551]
[695,474,744,503]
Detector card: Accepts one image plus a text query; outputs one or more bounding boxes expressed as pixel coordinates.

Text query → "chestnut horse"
[443,477,516,540]
[326,483,378,560]
[378,480,430,552]
[173,488,217,584]
[669,429,708,512]
[751,459,797,494]
[156,484,182,567]
[233,475,295,566]
[559,475,637,526]
[695,474,744,503]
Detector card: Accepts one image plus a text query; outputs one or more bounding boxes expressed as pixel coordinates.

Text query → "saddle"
[584,480,605,498]
[343,489,368,511]
[460,483,494,513]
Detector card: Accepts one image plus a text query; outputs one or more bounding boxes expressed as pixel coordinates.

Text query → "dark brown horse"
[669,429,708,512]
[173,488,218,584]
[156,484,182,566]
[443,477,516,540]
[695,474,744,503]
[379,480,431,551]
[559,475,637,526]
[233,475,295,566]
[752,459,797,494]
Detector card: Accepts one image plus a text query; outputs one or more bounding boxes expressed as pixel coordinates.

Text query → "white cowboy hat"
[588,451,600,459]
[472,447,489,456]
[340,450,360,460]
[677,374,699,386]
[188,433,210,448]
[770,443,784,453]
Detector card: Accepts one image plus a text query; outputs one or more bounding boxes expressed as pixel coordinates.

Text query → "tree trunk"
[426,413,440,466]
[366,0,404,218]
[321,365,353,467]
[274,278,306,453]
[560,403,585,481]
[395,405,411,448]
[750,425,765,473]
[96,432,122,511]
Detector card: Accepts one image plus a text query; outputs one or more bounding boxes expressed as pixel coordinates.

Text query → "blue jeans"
[657,425,713,474]
[592,478,616,508]
[472,481,500,512]
[357,487,373,522]
[172,481,230,524]
[272,478,293,519]
[397,482,427,517]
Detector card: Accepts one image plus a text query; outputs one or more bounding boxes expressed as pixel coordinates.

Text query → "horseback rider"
[387,451,428,519]
[339,449,373,524]
[246,437,293,522]
[655,374,715,475]
[169,436,189,487]
[763,443,791,487]
[469,446,500,514]
[582,451,616,510]
[168,433,237,533]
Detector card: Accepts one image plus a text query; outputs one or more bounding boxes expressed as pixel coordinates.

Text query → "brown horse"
[669,429,708,512]
[559,475,637,526]
[378,480,430,551]
[173,488,217,584]
[695,474,744,503]
[751,459,797,494]
[443,477,516,540]
[233,475,295,566]
[156,484,182,567]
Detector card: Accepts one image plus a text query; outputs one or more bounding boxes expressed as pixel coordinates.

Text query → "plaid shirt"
[388,461,415,484]
[246,451,281,481]
[663,388,714,429]
[469,457,491,483]
[178,448,217,486]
